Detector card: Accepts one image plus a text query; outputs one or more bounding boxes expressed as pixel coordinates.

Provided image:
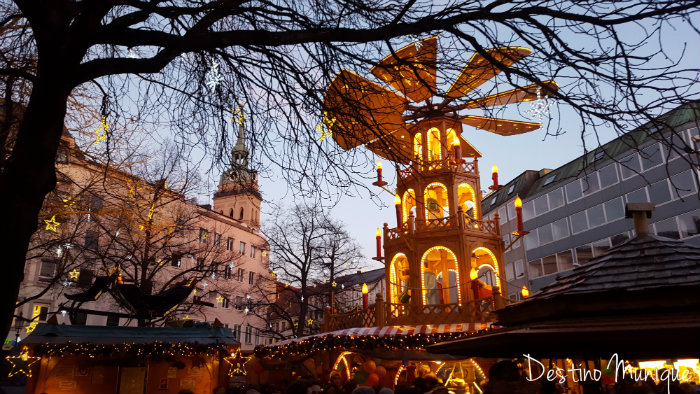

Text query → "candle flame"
[492,164,498,174]
[362,283,369,294]
[514,196,522,208]
[376,160,382,170]
[394,194,401,205]
[470,268,478,281]
[376,228,381,237]
[521,285,530,298]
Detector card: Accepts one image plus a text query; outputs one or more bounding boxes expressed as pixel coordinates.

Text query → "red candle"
[515,196,524,234]
[453,140,462,163]
[492,164,499,188]
[376,228,382,258]
[394,194,402,227]
[377,160,383,183]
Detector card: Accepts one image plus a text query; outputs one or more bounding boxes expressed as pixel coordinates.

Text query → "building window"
[235,296,243,310]
[598,163,618,189]
[570,210,588,234]
[85,230,99,250]
[591,238,611,257]
[255,329,260,345]
[226,237,234,251]
[248,271,255,285]
[587,204,606,228]
[548,188,564,210]
[233,325,241,340]
[250,245,257,258]
[524,231,539,251]
[611,232,630,246]
[534,195,549,216]
[197,258,205,271]
[522,201,535,222]
[671,170,697,199]
[222,295,230,309]
[528,259,543,278]
[171,254,182,268]
[626,187,648,203]
[537,224,553,245]
[199,228,208,243]
[543,174,557,186]
[542,255,558,275]
[175,219,185,236]
[640,143,664,171]
[213,233,221,247]
[619,154,641,179]
[73,312,88,326]
[507,184,516,194]
[514,260,524,278]
[557,250,575,272]
[551,217,569,241]
[648,179,671,206]
[78,269,94,287]
[604,198,625,223]
[106,314,120,327]
[237,268,244,282]
[245,326,252,344]
[33,304,49,322]
[239,241,246,254]
[565,180,583,202]
[39,259,57,281]
[654,217,680,239]
[224,265,233,279]
[581,173,600,196]
[575,244,593,265]
[678,210,700,239]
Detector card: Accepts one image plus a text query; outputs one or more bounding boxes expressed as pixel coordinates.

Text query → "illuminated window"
[424,183,448,220]
[457,183,477,219]
[421,246,460,304]
[402,189,416,222]
[413,133,423,162]
[389,254,409,304]
[427,127,442,161]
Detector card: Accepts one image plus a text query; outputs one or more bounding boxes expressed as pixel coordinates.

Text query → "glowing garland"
[94,116,109,144]
[253,331,488,360]
[32,342,230,358]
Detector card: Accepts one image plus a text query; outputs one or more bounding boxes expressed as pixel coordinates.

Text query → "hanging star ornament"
[225,348,249,376]
[205,61,224,92]
[68,269,80,279]
[307,318,313,326]
[332,281,337,287]
[316,112,336,142]
[216,295,224,304]
[94,116,109,144]
[524,87,554,122]
[227,104,246,125]
[6,347,40,378]
[44,216,60,232]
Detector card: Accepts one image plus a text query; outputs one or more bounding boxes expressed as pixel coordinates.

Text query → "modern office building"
[483,102,700,295]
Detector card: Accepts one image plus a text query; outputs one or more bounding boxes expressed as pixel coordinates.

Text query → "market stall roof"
[427,204,700,358]
[22,324,239,345]
[275,323,491,346]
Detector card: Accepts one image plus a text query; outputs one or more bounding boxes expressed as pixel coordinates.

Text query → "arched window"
[413,133,423,162]
[424,182,449,220]
[458,183,478,219]
[471,247,501,288]
[389,253,410,305]
[427,127,442,162]
[239,208,244,220]
[402,189,416,223]
[420,246,461,305]
[229,208,234,218]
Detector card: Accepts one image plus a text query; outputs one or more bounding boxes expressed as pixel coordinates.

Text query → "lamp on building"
[394,194,402,228]
[521,285,530,298]
[362,283,369,309]
[373,160,387,187]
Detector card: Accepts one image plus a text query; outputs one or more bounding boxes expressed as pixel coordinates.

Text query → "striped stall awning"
[274,323,490,346]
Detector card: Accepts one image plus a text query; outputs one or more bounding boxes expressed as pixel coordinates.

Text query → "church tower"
[213,119,261,229]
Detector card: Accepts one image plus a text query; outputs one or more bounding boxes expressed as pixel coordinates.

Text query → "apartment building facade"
[13,123,271,351]
[483,102,700,296]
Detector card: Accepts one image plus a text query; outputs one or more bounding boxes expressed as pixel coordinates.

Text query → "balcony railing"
[397,159,479,183]
[385,213,499,241]
[322,288,509,332]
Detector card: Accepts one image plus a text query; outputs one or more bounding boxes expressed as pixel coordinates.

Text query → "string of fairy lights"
[253,330,490,360]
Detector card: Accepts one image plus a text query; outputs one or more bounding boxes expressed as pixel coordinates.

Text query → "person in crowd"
[326,372,343,394]
[483,360,538,394]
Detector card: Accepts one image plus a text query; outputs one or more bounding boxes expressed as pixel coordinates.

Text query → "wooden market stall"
[20,324,240,394]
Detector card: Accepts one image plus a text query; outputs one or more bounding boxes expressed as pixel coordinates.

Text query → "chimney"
[625,203,655,237]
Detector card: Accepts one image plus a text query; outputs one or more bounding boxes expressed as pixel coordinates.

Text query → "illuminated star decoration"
[225,348,249,376]
[307,318,313,326]
[316,112,336,142]
[201,281,208,288]
[6,347,41,378]
[216,295,224,304]
[68,269,80,279]
[524,87,553,122]
[205,61,224,92]
[94,116,109,144]
[414,39,423,50]
[44,216,60,232]
[332,281,337,287]
[229,262,235,269]
[62,280,72,287]
[227,104,246,125]
[211,272,216,279]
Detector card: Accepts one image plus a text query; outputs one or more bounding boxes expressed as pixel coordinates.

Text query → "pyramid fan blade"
[370,37,437,103]
[365,127,413,164]
[461,80,559,109]
[324,69,408,150]
[460,115,541,136]
[446,47,532,99]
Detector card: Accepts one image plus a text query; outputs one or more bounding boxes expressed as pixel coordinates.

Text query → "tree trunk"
[0,74,70,341]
